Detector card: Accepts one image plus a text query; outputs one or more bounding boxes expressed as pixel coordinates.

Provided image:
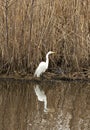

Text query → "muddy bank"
[0,71,90,83]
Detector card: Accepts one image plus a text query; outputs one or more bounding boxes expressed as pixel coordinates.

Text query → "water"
[0,80,90,130]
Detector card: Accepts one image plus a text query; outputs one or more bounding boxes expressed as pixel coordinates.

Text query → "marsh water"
[0,79,90,130]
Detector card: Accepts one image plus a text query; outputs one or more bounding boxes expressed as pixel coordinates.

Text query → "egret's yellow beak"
[52,52,55,54]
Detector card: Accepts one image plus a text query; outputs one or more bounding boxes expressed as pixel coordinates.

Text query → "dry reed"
[0,0,90,76]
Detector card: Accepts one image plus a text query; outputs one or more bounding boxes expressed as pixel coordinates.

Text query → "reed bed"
[0,0,90,77]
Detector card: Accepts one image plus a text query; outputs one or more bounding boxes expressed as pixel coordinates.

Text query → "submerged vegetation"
[0,0,90,79]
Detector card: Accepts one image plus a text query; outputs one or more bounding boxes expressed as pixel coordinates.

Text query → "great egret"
[34,51,55,77]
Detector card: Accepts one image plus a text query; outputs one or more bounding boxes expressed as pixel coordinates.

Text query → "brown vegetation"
[0,0,90,78]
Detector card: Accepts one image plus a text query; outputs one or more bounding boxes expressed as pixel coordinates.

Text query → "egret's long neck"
[46,54,49,68]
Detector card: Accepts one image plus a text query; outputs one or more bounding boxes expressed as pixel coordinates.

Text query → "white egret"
[34,51,55,77]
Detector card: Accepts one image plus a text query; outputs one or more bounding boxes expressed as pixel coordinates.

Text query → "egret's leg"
[40,74,45,80]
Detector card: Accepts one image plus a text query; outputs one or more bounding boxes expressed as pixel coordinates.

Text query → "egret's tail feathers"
[34,71,40,77]
[34,72,36,77]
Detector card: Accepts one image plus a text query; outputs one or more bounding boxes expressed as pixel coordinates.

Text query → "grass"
[0,0,90,78]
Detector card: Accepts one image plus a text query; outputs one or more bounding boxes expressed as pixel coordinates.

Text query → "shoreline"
[0,71,90,83]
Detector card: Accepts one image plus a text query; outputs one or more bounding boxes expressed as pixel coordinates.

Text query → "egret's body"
[34,51,55,77]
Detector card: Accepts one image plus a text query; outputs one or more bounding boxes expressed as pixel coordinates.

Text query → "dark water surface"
[0,80,90,130]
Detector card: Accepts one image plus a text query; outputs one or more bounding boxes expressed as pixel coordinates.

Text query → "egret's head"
[47,51,55,55]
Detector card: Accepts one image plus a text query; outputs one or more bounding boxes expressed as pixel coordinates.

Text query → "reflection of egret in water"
[34,84,47,112]
[34,84,55,113]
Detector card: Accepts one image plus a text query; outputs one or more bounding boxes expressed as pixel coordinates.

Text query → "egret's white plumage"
[34,51,55,77]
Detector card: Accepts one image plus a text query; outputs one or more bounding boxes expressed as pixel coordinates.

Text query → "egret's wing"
[34,62,47,77]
